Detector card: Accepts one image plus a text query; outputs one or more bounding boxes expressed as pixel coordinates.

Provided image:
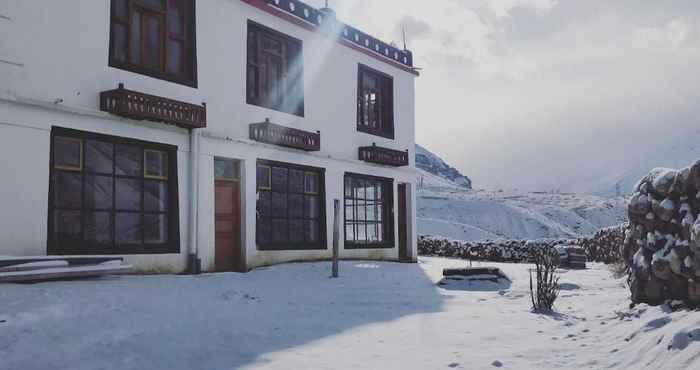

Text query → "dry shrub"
[530,247,560,311]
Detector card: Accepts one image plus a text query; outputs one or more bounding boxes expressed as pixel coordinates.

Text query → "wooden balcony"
[100,84,206,129]
[359,144,409,167]
[249,119,321,151]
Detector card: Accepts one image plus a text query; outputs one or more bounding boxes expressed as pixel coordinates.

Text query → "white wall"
[0,0,418,272]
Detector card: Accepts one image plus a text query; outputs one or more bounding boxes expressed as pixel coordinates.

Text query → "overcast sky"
[308,0,700,193]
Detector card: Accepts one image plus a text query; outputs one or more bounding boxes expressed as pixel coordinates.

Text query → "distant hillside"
[415,144,472,189]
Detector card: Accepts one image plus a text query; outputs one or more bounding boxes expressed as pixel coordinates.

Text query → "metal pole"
[332,199,339,278]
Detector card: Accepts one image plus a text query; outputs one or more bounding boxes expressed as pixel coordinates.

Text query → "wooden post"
[332,199,339,278]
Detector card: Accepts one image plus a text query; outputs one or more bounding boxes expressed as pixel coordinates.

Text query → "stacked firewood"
[418,236,570,264]
[576,225,627,264]
[623,162,700,305]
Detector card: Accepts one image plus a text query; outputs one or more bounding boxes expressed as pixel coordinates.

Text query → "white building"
[0,0,418,273]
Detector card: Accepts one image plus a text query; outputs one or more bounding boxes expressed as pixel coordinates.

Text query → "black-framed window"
[344,173,394,249]
[256,160,325,250]
[109,0,198,87]
[48,127,180,255]
[247,20,304,117]
[357,64,394,139]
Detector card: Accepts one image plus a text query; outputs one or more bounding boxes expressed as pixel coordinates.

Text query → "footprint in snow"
[492,360,503,367]
[447,363,459,368]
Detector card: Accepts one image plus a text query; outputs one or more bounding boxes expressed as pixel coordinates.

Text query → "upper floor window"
[247,21,304,117]
[357,65,394,139]
[109,0,197,87]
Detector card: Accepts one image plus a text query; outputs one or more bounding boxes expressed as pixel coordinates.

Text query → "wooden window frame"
[48,127,180,255]
[108,0,198,88]
[256,160,326,251]
[53,137,84,172]
[246,20,305,117]
[214,158,241,182]
[143,149,169,180]
[357,64,394,139]
[343,172,394,249]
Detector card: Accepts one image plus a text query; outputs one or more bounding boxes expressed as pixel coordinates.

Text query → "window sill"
[357,126,395,140]
[247,99,305,118]
[257,243,327,251]
[344,243,395,250]
[109,61,198,89]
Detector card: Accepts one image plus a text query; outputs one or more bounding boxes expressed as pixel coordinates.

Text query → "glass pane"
[376,182,383,200]
[378,222,384,242]
[113,0,128,19]
[290,220,303,243]
[305,195,320,219]
[257,165,270,189]
[85,175,113,210]
[344,200,354,222]
[54,210,81,241]
[144,214,168,244]
[166,40,182,75]
[54,136,82,170]
[356,200,366,222]
[130,12,141,64]
[377,202,383,222]
[116,178,142,211]
[257,191,271,218]
[357,223,366,243]
[344,177,352,197]
[305,172,319,194]
[85,140,114,174]
[345,224,354,242]
[85,212,112,245]
[366,182,375,199]
[116,213,142,245]
[366,201,376,221]
[367,223,378,242]
[53,172,82,208]
[116,144,142,176]
[305,220,320,243]
[215,159,238,180]
[144,180,168,212]
[271,167,288,192]
[140,0,165,10]
[289,169,304,194]
[289,194,303,218]
[257,219,271,244]
[167,0,183,35]
[147,15,162,69]
[272,219,288,243]
[353,178,365,199]
[112,23,128,63]
[271,192,287,218]
[145,150,168,178]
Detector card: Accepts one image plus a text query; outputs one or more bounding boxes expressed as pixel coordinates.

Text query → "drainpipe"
[188,127,201,274]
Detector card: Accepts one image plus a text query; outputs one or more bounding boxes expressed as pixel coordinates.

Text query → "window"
[357,64,394,139]
[109,0,197,87]
[48,127,180,255]
[247,21,304,116]
[344,173,394,248]
[256,160,324,250]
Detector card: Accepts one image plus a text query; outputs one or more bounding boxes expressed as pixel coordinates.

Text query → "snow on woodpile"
[623,161,700,305]
[577,224,627,264]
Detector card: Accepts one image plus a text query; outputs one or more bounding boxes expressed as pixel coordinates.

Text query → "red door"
[215,159,243,272]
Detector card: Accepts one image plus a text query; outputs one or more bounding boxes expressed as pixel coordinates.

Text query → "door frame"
[397,182,410,262]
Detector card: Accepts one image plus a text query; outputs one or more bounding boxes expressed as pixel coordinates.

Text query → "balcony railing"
[249,119,321,151]
[100,84,206,129]
[359,143,409,167]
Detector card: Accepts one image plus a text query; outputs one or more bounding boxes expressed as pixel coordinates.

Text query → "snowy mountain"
[415,144,472,189]
[415,148,628,241]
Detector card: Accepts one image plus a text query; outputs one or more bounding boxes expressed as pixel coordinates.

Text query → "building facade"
[0,0,418,273]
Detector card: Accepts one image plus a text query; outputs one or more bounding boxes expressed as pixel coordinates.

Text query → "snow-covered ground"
[1,258,698,370]
[417,168,628,241]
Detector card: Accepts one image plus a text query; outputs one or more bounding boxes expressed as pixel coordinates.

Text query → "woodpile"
[418,236,570,264]
[575,225,627,264]
[623,162,700,305]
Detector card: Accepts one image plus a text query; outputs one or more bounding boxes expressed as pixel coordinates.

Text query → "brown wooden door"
[398,183,410,262]
[215,160,243,272]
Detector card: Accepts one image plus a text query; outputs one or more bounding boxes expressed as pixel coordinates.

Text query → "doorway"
[214,158,243,272]
[398,183,410,262]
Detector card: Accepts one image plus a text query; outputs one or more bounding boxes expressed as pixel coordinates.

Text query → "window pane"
[113,0,128,19]
[353,178,365,199]
[144,180,168,212]
[366,201,376,221]
[271,192,287,218]
[366,183,375,199]
[53,172,82,208]
[271,167,288,192]
[54,210,82,241]
[215,159,239,180]
[167,0,183,35]
[166,40,182,75]
[144,214,168,244]
[85,175,113,210]
[116,178,142,211]
[356,200,366,222]
[367,223,379,243]
[304,172,319,194]
[357,223,366,243]
[345,200,355,222]
[345,224,354,242]
[289,170,304,194]
[272,219,288,243]
[54,136,82,170]
[257,191,271,218]
[146,15,162,70]
[345,177,352,197]
[257,165,271,189]
[145,150,168,179]
[85,212,112,245]
[257,219,271,244]
[290,220,303,243]
[289,194,303,219]
[112,23,128,63]
[130,12,142,64]
[305,220,320,243]
[116,144,142,176]
[85,140,113,174]
[116,213,142,245]
[305,195,320,219]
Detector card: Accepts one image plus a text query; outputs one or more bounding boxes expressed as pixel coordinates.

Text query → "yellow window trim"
[144,149,168,180]
[54,137,83,172]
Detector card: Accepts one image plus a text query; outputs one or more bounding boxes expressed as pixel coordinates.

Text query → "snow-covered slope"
[416,144,472,189]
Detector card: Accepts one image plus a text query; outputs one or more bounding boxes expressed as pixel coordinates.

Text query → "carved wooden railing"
[249,119,321,151]
[100,84,207,129]
[359,143,409,167]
